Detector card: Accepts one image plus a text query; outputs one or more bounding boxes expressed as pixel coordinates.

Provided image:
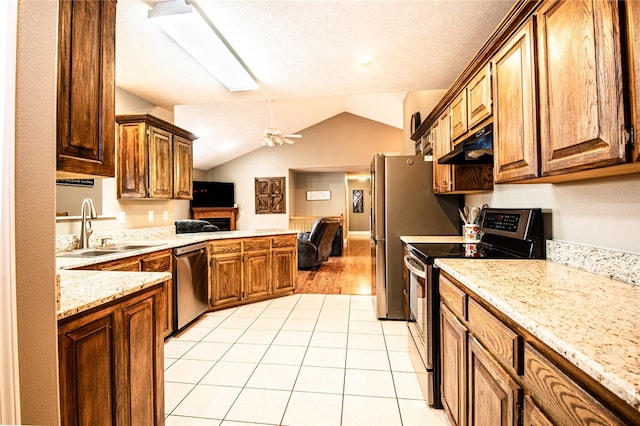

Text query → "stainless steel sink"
[57,243,164,258]
[57,249,122,258]
[110,244,163,250]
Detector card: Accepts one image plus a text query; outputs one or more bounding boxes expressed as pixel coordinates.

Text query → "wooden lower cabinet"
[440,303,467,426]
[440,272,640,426]
[243,246,271,301]
[524,344,628,426]
[208,235,297,310]
[58,284,165,426]
[468,335,521,426]
[75,249,174,338]
[209,250,243,307]
[272,235,297,295]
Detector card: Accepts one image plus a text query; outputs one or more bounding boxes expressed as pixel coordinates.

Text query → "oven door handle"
[404,255,427,278]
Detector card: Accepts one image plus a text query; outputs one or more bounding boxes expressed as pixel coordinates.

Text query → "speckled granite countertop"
[400,235,465,244]
[434,258,640,412]
[56,229,296,320]
[57,270,171,320]
[56,229,297,270]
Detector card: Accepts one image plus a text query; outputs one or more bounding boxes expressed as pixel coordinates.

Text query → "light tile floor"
[164,294,450,426]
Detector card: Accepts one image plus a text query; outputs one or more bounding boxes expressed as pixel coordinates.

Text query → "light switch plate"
[163,210,169,221]
[148,211,154,222]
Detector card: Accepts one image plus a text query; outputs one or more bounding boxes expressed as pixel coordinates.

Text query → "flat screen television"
[191,181,235,208]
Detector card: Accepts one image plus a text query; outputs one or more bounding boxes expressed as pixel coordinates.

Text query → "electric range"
[405,208,551,408]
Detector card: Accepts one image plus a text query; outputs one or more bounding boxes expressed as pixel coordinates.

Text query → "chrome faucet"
[79,198,97,249]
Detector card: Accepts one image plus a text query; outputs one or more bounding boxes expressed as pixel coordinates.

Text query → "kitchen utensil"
[469,207,481,224]
[458,208,469,224]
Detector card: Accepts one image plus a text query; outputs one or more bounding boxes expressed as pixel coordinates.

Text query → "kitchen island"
[435,258,640,425]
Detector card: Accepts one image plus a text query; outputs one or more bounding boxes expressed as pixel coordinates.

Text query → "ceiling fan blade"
[283,134,302,138]
[283,138,295,145]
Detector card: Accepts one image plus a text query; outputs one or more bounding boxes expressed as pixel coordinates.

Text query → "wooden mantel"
[191,207,238,231]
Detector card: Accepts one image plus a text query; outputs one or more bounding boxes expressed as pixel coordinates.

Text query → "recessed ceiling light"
[357,55,376,65]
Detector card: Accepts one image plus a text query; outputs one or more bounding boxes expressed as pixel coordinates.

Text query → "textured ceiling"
[115,0,515,170]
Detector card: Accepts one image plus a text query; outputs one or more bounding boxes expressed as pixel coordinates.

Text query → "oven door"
[404,254,432,404]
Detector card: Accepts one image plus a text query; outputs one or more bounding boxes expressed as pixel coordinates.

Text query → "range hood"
[438,123,493,165]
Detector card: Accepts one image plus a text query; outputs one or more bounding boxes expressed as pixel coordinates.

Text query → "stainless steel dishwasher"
[173,242,209,331]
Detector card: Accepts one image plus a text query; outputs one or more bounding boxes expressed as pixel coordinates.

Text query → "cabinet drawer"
[141,250,171,272]
[467,298,521,374]
[243,237,271,251]
[209,240,241,254]
[440,275,466,320]
[524,344,628,426]
[272,234,296,248]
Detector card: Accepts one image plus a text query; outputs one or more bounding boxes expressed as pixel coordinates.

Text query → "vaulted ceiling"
[115,0,515,170]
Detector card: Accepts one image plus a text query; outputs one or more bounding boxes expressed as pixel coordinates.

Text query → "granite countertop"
[401,235,466,244]
[57,270,171,320]
[56,229,297,270]
[55,229,296,320]
[434,258,640,412]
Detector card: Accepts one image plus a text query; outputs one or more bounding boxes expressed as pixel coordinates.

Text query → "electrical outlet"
[118,211,125,223]
[163,210,169,221]
[148,211,154,222]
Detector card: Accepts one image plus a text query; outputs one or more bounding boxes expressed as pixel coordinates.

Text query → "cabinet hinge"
[627,127,635,148]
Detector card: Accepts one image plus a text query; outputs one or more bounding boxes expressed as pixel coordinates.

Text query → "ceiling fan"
[261,100,302,147]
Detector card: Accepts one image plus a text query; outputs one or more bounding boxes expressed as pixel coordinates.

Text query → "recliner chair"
[297,218,340,269]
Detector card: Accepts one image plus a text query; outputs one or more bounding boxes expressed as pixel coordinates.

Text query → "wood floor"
[295,233,375,295]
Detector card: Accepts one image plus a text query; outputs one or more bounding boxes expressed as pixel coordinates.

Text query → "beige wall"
[347,176,371,232]
[15,0,60,423]
[204,112,403,230]
[292,172,346,218]
[55,88,193,237]
[402,89,447,154]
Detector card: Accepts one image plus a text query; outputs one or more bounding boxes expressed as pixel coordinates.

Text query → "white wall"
[466,174,640,254]
[204,112,403,230]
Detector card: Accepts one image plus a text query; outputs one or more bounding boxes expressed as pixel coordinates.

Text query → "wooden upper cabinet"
[56,0,116,178]
[450,91,468,142]
[537,0,625,176]
[148,126,173,199]
[434,111,452,193]
[624,0,640,163]
[116,114,196,200]
[173,136,194,199]
[467,64,492,130]
[491,19,539,183]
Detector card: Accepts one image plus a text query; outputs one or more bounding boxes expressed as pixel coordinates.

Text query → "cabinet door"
[56,0,116,178]
[118,292,164,426]
[173,135,193,199]
[450,91,468,142]
[141,250,173,339]
[523,396,554,426]
[467,64,492,130]
[244,250,271,300]
[59,312,116,426]
[148,126,173,199]
[118,123,147,199]
[210,253,242,307]
[491,19,539,183]
[441,303,467,426]
[433,113,453,193]
[272,247,296,294]
[537,0,625,175]
[626,0,640,163]
[468,336,521,426]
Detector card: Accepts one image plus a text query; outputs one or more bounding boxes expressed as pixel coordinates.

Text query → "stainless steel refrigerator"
[371,154,461,320]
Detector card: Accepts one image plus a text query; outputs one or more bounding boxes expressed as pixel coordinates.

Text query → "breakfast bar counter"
[434,258,640,415]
